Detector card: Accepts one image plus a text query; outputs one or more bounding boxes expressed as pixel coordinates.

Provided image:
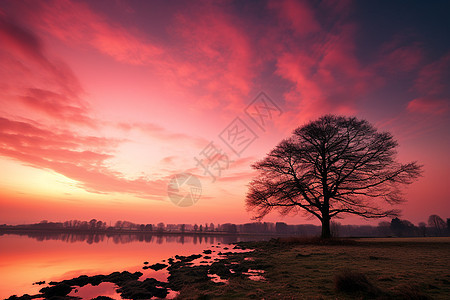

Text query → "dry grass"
[176,237,450,299]
[334,269,381,296]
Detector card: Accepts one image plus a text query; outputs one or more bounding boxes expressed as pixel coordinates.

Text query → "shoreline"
[5,237,450,299]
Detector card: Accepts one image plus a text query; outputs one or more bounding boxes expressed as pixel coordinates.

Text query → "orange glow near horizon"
[0,0,449,226]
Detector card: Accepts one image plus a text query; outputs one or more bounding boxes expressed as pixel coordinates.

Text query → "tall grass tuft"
[334,269,380,296]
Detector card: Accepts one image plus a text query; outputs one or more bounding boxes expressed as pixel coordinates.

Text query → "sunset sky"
[0,0,449,226]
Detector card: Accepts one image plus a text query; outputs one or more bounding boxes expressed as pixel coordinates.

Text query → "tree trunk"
[321,217,331,239]
[321,193,331,238]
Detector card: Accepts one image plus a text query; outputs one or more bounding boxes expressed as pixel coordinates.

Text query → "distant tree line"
[382,214,449,237]
[0,214,448,237]
[200,215,450,237]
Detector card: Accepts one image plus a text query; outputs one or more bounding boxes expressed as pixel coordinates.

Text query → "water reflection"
[0,233,269,299]
[1,232,261,245]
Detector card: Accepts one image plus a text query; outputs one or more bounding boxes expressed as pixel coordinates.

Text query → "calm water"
[0,233,268,299]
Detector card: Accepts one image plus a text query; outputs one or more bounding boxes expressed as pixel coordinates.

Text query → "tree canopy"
[246,115,422,238]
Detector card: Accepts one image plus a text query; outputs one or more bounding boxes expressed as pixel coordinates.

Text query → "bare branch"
[246,115,423,238]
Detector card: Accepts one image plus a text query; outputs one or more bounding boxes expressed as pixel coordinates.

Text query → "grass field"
[176,237,450,299]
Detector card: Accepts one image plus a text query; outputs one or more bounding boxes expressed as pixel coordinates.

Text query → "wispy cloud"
[407,98,449,115]
[20,88,94,126]
[270,0,375,124]
[0,15,82,97]
[29,0,163,65]
[0,117,169,199]
[21,0,256,116]
[117,122,210,149]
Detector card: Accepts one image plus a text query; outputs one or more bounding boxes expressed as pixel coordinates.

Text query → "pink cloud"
[117,122,210,149]
[407,98,449,115]
[0,14,92,131]
[164,3,255,112]
[381,45,423,73]
[374,34,424,74]
[160,156,176,165]
[269,0,320,36]
[218,170,256,183]
[0,15,82,96]
[414,53,450,96]
[0,7,217,200]
[273,19,375,124]
[0,15,45,63]
[20,88,94,127]
[404,53,450,116]
[18,0,256,116]
[0,117,169,199]
[2,0,446,214]
[29,0,163,65]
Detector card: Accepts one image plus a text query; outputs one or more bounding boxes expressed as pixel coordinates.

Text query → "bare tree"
[246,115,422,238]
[418,222,427,237]
[428,215,446,236]
[157,222,165,233]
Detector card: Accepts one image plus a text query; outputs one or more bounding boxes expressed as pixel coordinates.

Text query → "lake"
[0,232,269,299]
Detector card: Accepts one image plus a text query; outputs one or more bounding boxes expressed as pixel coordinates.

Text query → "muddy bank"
[5,242,265,300]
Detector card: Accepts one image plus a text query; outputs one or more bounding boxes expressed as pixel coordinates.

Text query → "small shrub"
[334,269,380,295]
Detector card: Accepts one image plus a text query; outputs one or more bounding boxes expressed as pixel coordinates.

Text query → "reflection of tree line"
[2,231,256,244]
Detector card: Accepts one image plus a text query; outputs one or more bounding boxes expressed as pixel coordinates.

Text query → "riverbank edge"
[5,237,450,300]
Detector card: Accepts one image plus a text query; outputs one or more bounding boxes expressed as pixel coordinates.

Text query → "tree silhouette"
[246,115,422,238]
[157,222,165,233]
[428,214,446,236]
[418,222,427,237]
[89,219,97,230]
